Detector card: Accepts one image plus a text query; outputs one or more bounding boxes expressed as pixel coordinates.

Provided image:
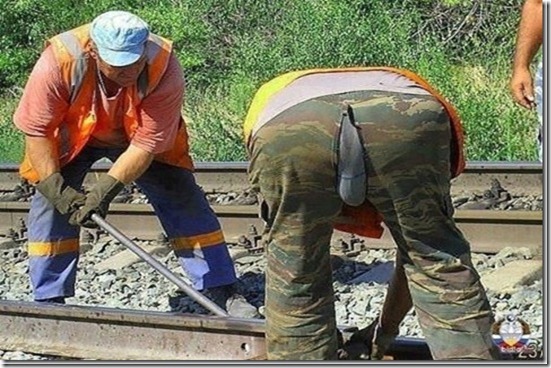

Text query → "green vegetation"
[0,0,540,162]
[0,97,22,162]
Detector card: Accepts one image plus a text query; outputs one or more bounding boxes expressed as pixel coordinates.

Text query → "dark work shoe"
[202,285,232,309]
[36,297,66,304]
[203,284,260,319]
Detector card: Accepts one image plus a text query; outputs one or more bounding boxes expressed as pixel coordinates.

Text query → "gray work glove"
[35,172,86,216]
[69,174,125,228]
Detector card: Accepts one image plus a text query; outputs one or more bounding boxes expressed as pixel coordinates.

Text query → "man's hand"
[510,67,536,109]
[511,0,542,109]
[35,172,86,216]
[343,318,398,360]
[69,174,125,228]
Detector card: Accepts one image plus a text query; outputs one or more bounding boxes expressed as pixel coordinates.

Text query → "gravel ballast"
[0,234,543,360]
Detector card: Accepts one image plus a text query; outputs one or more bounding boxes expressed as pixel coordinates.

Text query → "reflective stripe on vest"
[55,31,88,103]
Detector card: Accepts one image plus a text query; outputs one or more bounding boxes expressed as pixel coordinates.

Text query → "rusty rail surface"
[0,202,542,254]
[0,161,543,194]
[0,300,436,360]
[0,162,543,361]
[0,301,541,361]
[0,301,446,360]
[0,300,266,360]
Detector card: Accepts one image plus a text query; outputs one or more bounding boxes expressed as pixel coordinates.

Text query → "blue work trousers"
[28,146,237,300]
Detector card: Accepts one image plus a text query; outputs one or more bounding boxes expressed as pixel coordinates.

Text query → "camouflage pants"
[248,90,499,360]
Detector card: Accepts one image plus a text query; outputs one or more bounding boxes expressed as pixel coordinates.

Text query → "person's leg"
[344,252,411,360]
[135,163,259,317]
[249,102,342,360]
[28,146,99,302]
[135,162,237,289]
[134,163,237,287]
[358,91,499,360]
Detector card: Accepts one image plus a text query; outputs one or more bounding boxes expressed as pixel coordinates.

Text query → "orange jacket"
[244,67,466,239]
[19,24,193,183]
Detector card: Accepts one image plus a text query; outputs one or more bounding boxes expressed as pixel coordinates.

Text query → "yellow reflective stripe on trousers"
[171,230,225,251]
[28,238,79,257]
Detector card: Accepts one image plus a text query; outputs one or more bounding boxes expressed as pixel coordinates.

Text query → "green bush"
[0,97,23,163]
[0,0,538,162]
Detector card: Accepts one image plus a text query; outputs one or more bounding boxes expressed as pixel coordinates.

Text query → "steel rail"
[0,162,542,361]
[0,300,435,361]
[0,161,542,173]
[0,301,541,361]
[0,203,542,254]
[0,300,265,360]
[0,161,543,194]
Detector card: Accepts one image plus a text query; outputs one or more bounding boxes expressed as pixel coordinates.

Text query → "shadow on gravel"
[331,256,395,286]
[167,257,395,314]
[167,272,265,315]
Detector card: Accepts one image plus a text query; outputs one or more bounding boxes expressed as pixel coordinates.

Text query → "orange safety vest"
[19,24,193,183]
[244,67,466,239]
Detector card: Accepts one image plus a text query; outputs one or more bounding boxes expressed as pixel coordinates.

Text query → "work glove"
[69,174,125,228]
[342,317,398,360]
[35,172,86,216]
[368,320,398,360]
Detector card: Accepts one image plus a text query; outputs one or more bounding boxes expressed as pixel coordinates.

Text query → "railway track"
[1,300,430,360]
[0,202,542,254]
[0,161,543,360]
[0,161,543,254]
[0,300,540,361]
[0,161,544,194]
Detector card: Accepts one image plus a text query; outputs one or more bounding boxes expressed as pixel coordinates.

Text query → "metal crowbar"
[91,213,229,317]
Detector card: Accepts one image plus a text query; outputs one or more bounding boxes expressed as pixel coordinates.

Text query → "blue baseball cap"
[90,11,149,67]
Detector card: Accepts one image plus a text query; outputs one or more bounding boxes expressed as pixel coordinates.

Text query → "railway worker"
[510,0,543,161]
[13,10,257,318]
[244,67,501,360]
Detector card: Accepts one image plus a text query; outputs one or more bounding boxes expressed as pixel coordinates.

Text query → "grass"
[0,96,24,163]
[0,0,539,163]
[441,64,539,161]
[0,65,540,164]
